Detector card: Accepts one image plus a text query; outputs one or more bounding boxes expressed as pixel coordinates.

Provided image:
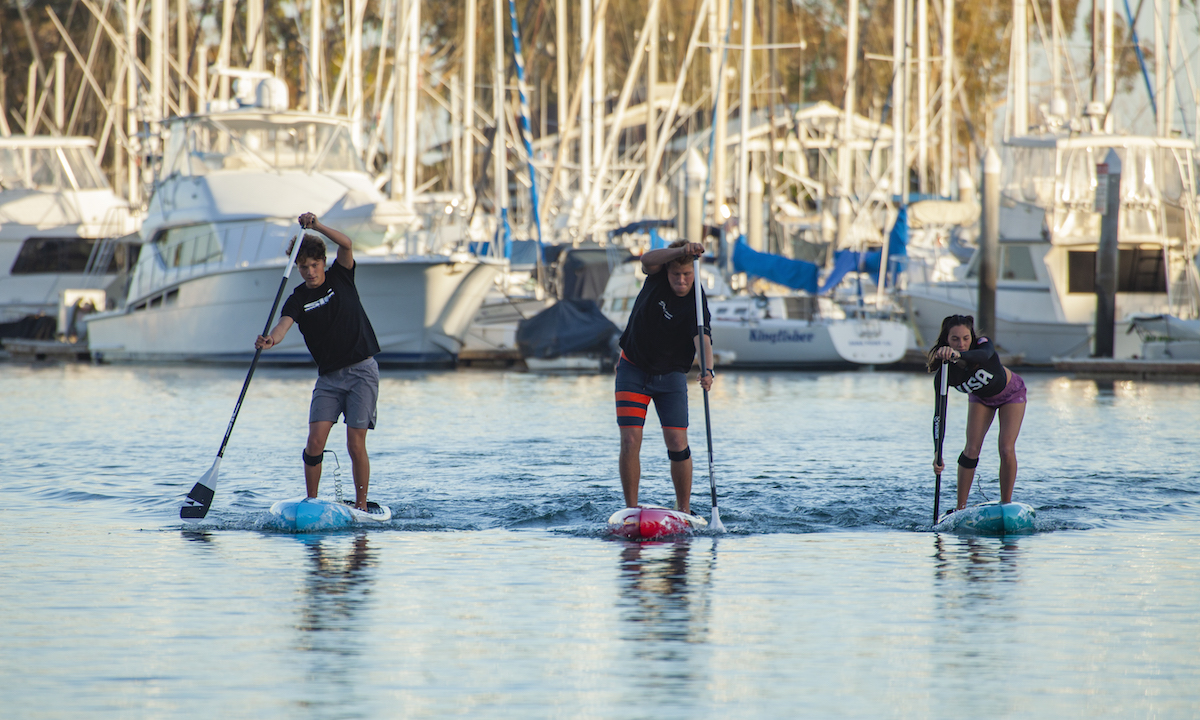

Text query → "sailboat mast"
[463,0,476,205]
[646,1,659,203]
[917,0,928,194]
[737,0,753,233]
[493,0,509,247]
[1013,0,1028,137]
[1104,0,1114,131]
[939,0,953,194]
[405,0,420,206]
[836,0,859,249]
[580,0,592,201]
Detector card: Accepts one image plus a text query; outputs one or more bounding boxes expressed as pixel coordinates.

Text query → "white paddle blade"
[710,507,726,533]
[180,457,221,522]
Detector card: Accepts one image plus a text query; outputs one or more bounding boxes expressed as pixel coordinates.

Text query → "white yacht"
[87,111,502,364]
[0,136,139,333]
[600,260,910,367]
[901,135,1200,364]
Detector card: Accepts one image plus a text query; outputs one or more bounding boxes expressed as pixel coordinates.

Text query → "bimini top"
[161,112,365,178]
[0,136,109,192]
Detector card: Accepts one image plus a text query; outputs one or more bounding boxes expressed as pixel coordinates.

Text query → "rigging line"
[1121,0,1158,116]
[699,0,737,226]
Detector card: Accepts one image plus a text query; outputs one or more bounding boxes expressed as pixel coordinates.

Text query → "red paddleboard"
[608,505,708,540]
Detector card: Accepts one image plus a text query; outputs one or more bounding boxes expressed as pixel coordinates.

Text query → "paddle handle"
[932,363,949,524]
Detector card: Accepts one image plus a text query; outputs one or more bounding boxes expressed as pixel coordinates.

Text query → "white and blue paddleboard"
[270,496,392,531]
[934,501,1036,536]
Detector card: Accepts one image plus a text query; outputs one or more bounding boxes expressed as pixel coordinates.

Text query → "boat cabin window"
[1004,146,1057,207]
[155,224,224,268]
[1066,248,1167,293]
[965,245,1039,281]
[10,237,123,275]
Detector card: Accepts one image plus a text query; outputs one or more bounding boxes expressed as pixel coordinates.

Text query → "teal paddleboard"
[270,496,392,531]
[934,501,1036,535]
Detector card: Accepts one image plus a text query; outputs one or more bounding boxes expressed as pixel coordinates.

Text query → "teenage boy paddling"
[256,213,381,511]
[615,240,714,514]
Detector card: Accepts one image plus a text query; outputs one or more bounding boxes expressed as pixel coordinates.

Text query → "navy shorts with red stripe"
[614,355,689,429]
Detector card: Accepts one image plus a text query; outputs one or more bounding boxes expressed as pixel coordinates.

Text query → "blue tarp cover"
[732,236,820,293]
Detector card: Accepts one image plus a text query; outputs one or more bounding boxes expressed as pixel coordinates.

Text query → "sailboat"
[900,0,1200,363]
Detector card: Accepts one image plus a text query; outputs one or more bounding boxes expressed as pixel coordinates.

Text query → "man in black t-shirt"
[255,213,382,511]
[615,240,714,515]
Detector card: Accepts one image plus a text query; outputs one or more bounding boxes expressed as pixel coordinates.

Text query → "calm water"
[3,363,1198,718]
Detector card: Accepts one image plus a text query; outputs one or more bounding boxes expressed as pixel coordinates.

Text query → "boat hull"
[710,317,910,367]
[87,258,502,364]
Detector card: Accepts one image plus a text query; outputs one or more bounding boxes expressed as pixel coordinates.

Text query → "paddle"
[932,362,949,524]
[180,223,305,521]
[693,256,726,533]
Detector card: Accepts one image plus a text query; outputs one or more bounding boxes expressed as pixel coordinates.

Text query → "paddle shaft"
[181,224,304,520]
[692,257,718,511]
[932,362,949,523]
[215,270,294,459]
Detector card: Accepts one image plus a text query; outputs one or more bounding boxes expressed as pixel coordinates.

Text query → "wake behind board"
[270,496,392,531]
[608,505,708,541]
[934,501,1036,536]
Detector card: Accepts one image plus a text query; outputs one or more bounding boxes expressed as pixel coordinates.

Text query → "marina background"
[3,363,1199,716]
[4,0,1200,712]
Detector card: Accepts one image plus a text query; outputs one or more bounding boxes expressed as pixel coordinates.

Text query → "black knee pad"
[668,446,691,462]
[302,450,324,467]
[957,452,979,469]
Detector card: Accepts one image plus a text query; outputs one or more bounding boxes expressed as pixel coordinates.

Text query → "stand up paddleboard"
[608,505,708,541]
[270,497,392,531]
[934,501,1036,536]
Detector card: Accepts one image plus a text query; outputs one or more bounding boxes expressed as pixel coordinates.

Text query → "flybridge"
[160,113,365,178]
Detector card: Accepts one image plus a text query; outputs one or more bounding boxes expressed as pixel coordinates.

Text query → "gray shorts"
[309,357,379,429]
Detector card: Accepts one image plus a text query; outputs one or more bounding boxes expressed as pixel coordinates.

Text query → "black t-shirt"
[619,267,711,375]
[281,261,381,374]
[936,336,1007,397]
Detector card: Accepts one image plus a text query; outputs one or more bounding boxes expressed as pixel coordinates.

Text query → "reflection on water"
[296,533,376,644]
[931,534,1023,664]
[617,540,714,697]
[933,534,1022,591]
[180,529,216,546]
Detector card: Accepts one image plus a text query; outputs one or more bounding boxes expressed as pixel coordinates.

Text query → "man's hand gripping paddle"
[180,223,306,521]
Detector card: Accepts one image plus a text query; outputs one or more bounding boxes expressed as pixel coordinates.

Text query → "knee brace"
[302,450,324,467]
[668,446,691,462]
[957,452,979,469]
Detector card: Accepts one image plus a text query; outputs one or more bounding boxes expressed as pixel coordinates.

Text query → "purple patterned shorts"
[968,372,1027,408]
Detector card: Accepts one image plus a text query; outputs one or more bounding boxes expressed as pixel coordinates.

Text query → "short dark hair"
[288,234,327,264]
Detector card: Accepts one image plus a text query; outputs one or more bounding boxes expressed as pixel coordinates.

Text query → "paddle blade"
[709,506,726,533]
[180,457,221,522]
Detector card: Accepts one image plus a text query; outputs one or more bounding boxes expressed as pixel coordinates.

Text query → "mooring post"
[1094,148,1122,357]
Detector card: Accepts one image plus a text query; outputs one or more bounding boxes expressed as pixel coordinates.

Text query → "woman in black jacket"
[927,315,1027,512]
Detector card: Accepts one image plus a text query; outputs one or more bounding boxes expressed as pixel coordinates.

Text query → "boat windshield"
[1003,146,1057,207]
[1057,142,1195,246]
[162,116,364,177]
[0,144,109,191]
